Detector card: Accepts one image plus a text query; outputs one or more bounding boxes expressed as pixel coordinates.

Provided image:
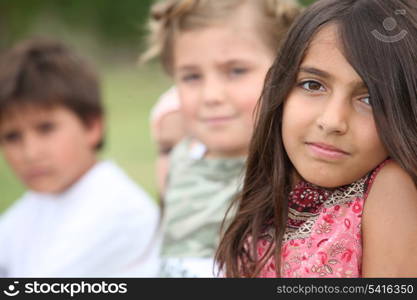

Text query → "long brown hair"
[216,0,417,277]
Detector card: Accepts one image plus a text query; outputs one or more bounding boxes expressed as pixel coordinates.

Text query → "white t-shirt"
[0,161,160,277]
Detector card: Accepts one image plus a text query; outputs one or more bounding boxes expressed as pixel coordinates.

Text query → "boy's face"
[0,105,102,194]
[173,19,274,158]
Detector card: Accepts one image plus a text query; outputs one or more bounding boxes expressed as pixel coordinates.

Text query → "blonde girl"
[142,0,302,277]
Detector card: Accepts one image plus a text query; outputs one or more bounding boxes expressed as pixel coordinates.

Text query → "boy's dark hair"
[0,37,104,150]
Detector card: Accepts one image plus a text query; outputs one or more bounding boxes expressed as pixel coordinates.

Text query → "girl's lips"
[306,142,350,160]
[202,116,236,125]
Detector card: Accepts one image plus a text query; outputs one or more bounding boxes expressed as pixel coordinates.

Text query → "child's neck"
[204,146,248,159]
[188,138,247,159]
[53,158,98,195]
[290,169,302,189]
[205,150,247,159]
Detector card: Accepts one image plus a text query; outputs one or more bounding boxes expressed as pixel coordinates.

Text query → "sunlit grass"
[0,63,171,212]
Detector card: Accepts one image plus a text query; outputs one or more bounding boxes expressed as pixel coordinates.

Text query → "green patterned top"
[161,138,245,259]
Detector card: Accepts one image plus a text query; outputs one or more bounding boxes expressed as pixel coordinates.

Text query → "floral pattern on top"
[257,160,389,277]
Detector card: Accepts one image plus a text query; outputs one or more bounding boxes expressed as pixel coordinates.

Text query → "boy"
[0,38,160,277]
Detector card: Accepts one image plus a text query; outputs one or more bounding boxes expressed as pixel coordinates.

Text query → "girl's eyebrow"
[222,59,251,65]
[176,65,198,72]
[299,66,367,89]
[178,59,251,70]
[299,66,331,79]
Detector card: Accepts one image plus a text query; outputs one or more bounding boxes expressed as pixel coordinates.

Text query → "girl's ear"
[86,116,104,150]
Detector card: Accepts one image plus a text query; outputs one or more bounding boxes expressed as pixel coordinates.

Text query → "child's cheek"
[239,95,259,122]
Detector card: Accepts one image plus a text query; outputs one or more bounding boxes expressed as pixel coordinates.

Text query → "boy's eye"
[299,80,325,92]
[37,121,56,134]
[1,131,21,144]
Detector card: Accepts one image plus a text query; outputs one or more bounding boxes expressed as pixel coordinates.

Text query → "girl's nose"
[201,75,226,106]
[316,96,349,135]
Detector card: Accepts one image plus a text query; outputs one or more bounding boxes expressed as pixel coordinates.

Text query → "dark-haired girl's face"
[282,25,389,188]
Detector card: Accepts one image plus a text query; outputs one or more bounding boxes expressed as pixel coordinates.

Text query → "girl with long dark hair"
[216,0,417,277]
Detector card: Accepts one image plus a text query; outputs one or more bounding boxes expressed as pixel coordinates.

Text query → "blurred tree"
[0,1,47,49]
[48,0,155,45]
[0,0,154,51]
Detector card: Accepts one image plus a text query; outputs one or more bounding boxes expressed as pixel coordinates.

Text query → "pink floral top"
[257,160,389,278]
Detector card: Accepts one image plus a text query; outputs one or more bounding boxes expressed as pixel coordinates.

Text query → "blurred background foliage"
[0,0,155,62]
[0,0,315,54]
[0,0,316,212]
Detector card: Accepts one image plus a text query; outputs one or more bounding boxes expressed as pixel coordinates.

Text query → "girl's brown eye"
[359,96,371,106]
[300,80,324,91]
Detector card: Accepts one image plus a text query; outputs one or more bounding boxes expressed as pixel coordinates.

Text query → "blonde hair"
[140,0,303,74]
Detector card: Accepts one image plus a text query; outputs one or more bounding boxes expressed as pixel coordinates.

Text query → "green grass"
[0,63,171,213]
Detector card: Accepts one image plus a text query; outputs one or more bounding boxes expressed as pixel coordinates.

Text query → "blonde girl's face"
[282,25,389,188]
[173,19,275,158]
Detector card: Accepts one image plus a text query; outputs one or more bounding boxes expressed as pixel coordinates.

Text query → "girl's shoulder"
[363,158,417,228]
[361,159,417,276]
[363,159,417,218]
[365,159,417,206]
[363,159,393,199]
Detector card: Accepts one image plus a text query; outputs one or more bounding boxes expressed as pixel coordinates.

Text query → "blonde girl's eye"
[299,80,325,92]
[229,67,248,77]
[181,73,201,83]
